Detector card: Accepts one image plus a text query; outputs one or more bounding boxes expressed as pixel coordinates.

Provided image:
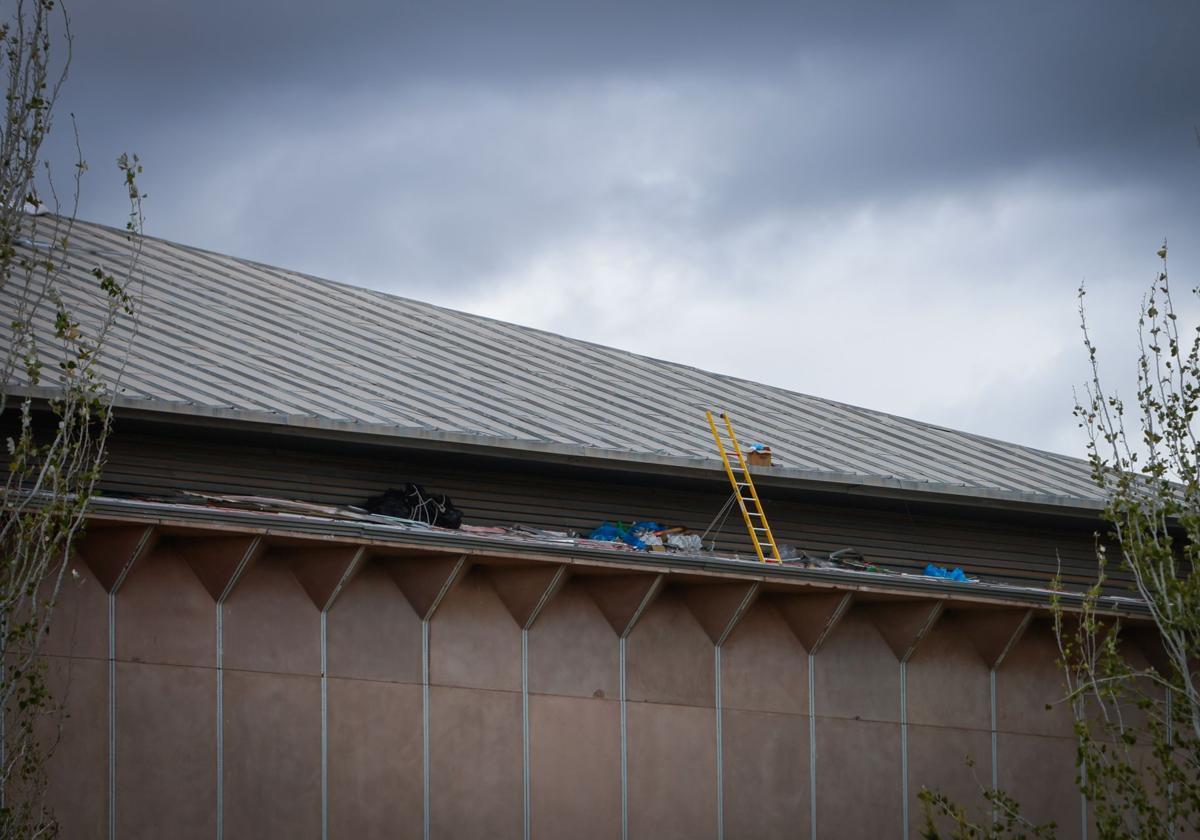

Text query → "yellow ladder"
[705,411,781,564]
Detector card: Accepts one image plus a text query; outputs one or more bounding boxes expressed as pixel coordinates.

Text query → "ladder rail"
[721,413,782,563]
[706,410,764,561]
[704,410,781,563]
[705,411,750,541]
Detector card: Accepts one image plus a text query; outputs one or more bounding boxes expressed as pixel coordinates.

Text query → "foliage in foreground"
[0,0,142,835]
[922,245,1200,839]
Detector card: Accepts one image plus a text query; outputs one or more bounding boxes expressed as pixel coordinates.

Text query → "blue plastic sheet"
[588,521,663,551]
[923,563,969,582]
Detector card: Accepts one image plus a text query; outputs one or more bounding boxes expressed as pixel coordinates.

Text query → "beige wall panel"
[814,717,901,837]
[42,558,108,660]
[428,685,522,839]
[222,556,321,676]
[906,614,990,730]
[721,601,807,715]
[626,589,714,708]
[907,724,992,836]
[626,701,717,840]
[528,579,619,700]
[222,670,321,839]
[813,609,900,723]
[528,693,621,839]
[720,708,808,839]
[42,656,108,838]
[326,561,422,684]
[327,678,423,840]
[429,568,521,693]
[116,548,215,668]
[996,733,1081,840]
[115,661,216,839]
[996,622,1073,737]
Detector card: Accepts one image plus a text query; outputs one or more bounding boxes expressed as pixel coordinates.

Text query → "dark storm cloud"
[55,0,1200,249]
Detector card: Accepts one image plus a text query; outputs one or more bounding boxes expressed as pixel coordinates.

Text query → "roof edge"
[83,495,1143,618]
[31,388,1108,518]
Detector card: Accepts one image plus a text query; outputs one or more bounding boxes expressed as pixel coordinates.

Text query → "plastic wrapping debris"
[923,563,972,582]
[783,547,890,573]
[589,522,629,543]
[588,521,679,551]
[666,533,703,552]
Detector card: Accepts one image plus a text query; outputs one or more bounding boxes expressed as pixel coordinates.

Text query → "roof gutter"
[84,495,1146,620]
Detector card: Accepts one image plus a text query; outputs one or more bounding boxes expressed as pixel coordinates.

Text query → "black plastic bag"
[366,483,463,530]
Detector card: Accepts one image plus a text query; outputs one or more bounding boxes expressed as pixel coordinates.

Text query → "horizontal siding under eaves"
[96,428,1119,593]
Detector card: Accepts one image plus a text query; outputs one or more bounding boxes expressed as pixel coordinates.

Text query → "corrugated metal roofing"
[2,216,1105,509]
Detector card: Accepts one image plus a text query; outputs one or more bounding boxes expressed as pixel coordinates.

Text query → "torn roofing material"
[2,216,1103,510]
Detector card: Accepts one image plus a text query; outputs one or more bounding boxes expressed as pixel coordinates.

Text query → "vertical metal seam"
[216,603,224,840]
[618,574,660,840]
[900,660,909,840]
[1167,688,1175,840]
[321,612,328,840]
[423,619,431,840]
[520,564,564,840]
[108,592,117,840]
[990,669,998,795]
[1077,697,1088,840]
[620,637,628,840]
[215,536,259,840]
[809,651,817,840]
[715,646,724,840]
[105,539,145,840]
[522,629,530,840]
[318,546,364,840]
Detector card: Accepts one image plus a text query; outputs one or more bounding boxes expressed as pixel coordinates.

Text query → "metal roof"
[2,216,1105,511]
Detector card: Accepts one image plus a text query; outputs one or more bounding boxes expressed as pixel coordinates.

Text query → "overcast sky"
[49,1,1200,458]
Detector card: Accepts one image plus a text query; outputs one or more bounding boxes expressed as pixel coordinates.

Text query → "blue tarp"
[923,563,969,582]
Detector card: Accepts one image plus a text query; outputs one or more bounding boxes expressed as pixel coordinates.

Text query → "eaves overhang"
[84,495,1145,621]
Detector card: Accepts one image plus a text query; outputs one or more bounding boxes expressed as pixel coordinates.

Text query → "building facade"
[7,218,1159,838]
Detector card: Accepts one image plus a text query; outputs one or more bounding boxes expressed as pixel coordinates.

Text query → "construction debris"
[364,484,463,529]
[923,563,978,583]
[111,490,997,587]
[587,521,706,554]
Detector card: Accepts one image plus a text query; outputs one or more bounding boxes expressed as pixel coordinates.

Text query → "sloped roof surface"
[4,217,1104,507]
